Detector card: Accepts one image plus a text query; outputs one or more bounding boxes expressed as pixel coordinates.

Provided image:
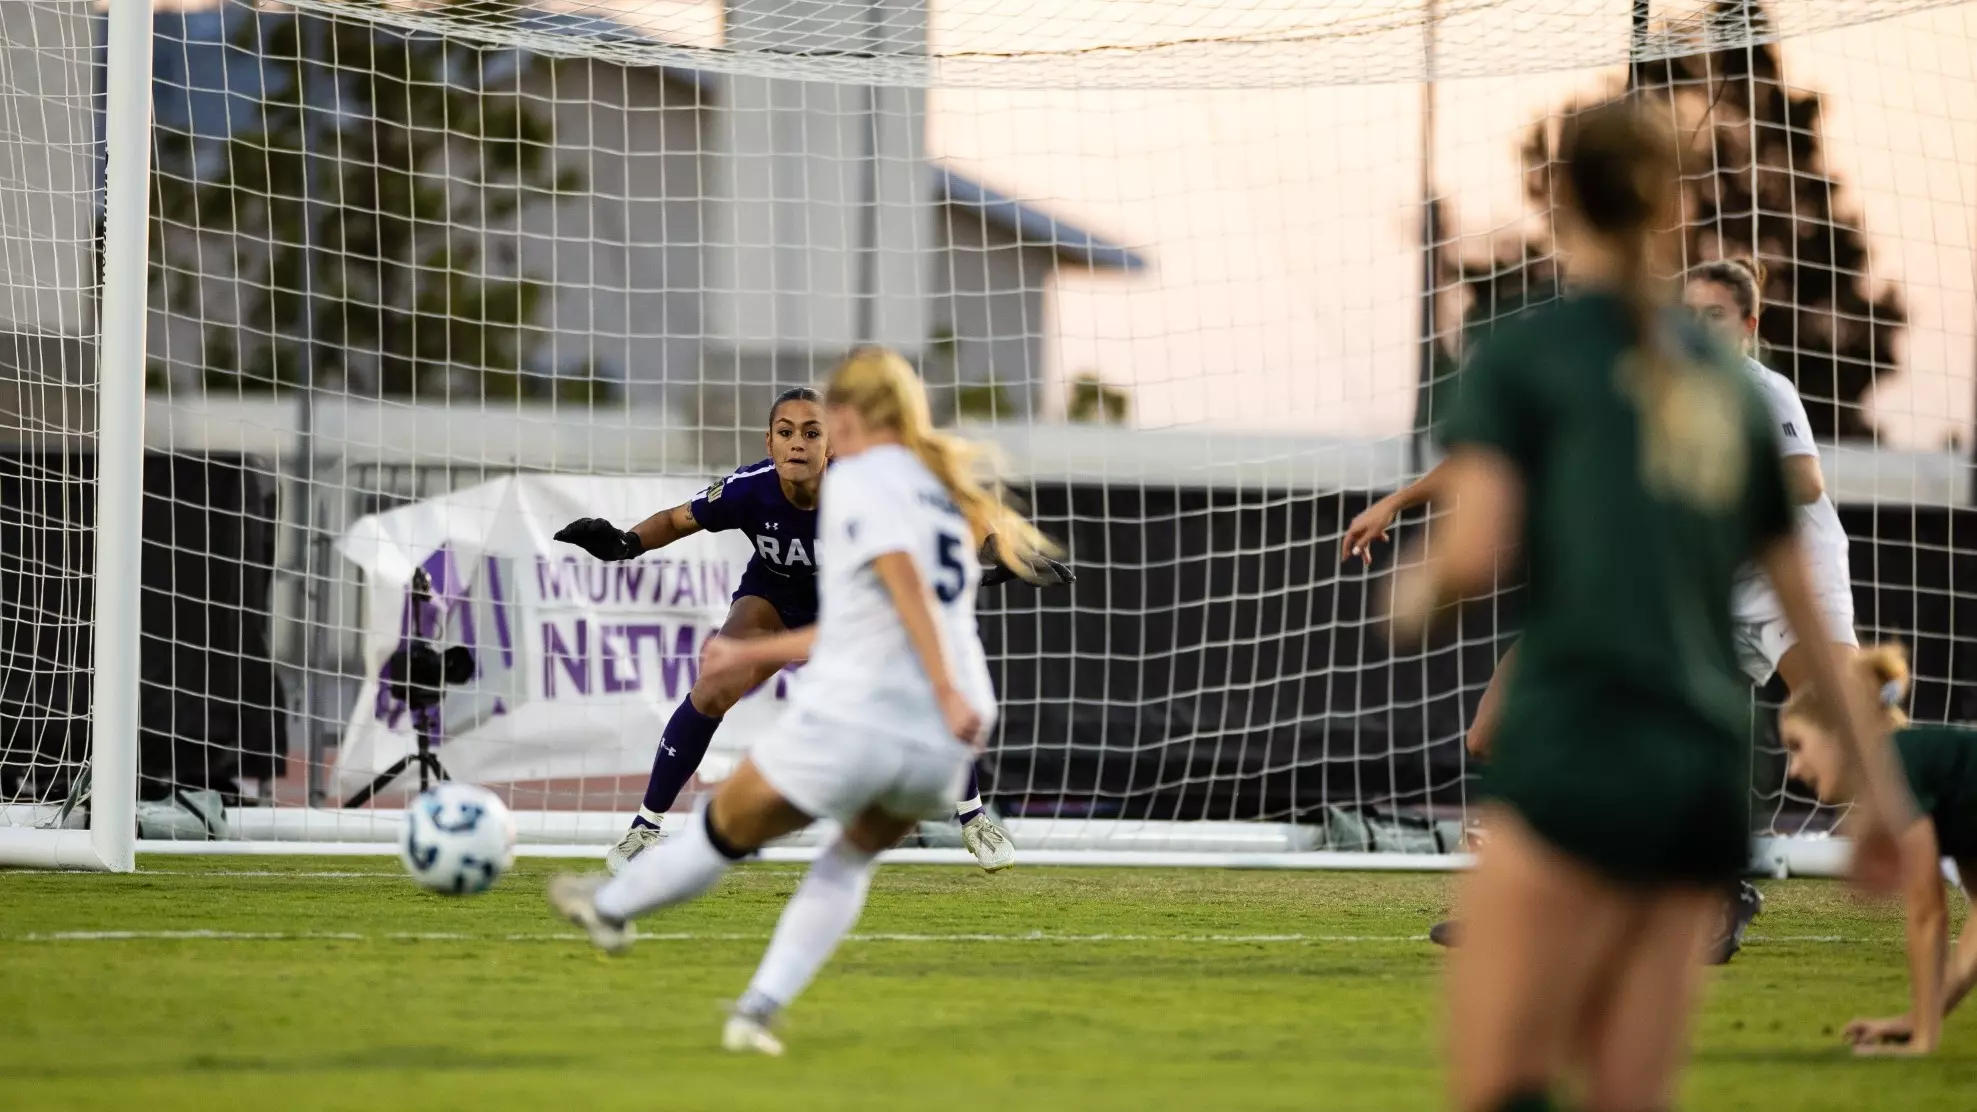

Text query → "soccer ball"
[399,782,516,895]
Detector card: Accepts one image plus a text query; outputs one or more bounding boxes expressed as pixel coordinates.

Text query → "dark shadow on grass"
[0,1045,579,1081]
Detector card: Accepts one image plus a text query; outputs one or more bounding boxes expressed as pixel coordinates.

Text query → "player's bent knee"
[688,660,781,717]
[687,679,746,717]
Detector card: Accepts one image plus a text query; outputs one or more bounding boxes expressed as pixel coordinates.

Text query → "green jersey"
[1441,291,1795,885]
[1895,723,1977,862]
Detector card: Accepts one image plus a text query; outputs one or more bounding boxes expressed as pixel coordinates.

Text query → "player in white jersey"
[548,347,1057,1056]
[1683,258,1858,688]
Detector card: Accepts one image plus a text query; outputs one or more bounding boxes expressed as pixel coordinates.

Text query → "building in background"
[143,3,1145,464]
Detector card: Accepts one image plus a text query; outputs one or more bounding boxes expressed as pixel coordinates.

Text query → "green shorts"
[1486,697,1749,888]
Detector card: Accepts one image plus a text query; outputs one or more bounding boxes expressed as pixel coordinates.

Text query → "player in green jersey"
[1781,643,1977,1057]
[1385,98,1908,1112]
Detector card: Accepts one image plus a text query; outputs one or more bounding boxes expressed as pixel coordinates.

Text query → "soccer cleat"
[961,812,1016,871]
[605,824,666,876]
[547,874,632,955]
[722,1014,785,1057]
[1708,880,1765,966]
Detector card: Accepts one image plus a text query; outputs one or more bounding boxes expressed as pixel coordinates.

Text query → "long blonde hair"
[825,347,1057,572]
[1780,643,1911,732]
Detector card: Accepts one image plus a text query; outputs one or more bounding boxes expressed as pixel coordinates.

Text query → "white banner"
[334,474,789,789]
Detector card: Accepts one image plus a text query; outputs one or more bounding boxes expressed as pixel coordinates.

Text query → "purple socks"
[633,698,724,828]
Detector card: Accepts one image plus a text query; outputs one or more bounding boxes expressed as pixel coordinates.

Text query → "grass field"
[4,857,1975,1111]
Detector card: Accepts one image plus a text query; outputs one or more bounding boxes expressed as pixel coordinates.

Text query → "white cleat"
[605,825,666,876]
[547,874,633,955]
[961,812,1017,872]
[722,1014,785,1057]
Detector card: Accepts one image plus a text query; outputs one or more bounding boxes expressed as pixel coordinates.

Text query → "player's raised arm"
[554,502,701,562]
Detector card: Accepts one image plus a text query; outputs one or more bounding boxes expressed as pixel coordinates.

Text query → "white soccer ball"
[399,782,517,895]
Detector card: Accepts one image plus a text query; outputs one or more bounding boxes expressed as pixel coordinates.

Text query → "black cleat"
[1429,919,1460,948]
[1707,880,1764,965]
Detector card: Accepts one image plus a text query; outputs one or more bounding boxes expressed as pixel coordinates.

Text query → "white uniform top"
[1730,357,1854,624]
[789,444,997,739]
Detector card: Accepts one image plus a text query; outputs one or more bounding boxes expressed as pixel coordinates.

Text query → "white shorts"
[751,708,974,826]
[1734,599,1858,686]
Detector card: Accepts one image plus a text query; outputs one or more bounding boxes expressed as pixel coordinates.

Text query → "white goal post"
[0,0,150,871]
[5,0,1977,874]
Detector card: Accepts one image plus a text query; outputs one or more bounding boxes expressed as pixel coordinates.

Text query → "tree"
[1421,0,1902,440]
[150,1,580,399]
[1066,372,1131,425]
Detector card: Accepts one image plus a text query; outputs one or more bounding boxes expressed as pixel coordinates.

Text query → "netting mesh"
[283,0,1970,87]
[0,1,105,824]
[3,0,1976,854]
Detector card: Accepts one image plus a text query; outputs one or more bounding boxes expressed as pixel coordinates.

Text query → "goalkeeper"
[554,385,1073,875]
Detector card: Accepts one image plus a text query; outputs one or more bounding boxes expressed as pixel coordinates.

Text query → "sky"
[142,1,1977,446]
[929,5,1977,446]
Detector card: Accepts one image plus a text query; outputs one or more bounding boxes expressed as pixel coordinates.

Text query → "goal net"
[4,0,1974,868]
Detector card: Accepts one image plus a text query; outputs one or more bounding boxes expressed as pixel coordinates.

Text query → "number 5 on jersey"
[934,532,966,603]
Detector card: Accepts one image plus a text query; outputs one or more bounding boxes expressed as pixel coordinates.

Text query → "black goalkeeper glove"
[977,535,1076,589]
[553,517,643,562]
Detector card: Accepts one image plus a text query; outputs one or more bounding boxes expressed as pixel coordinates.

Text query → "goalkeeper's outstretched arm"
[555,503,702,562]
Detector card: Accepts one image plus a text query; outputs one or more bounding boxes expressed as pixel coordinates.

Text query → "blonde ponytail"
[1780,642,1911,731]
[826,347,1057,573]
[1559,98,1746,512]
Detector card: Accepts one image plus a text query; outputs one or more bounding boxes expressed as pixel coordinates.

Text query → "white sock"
[955,795,983,817]
[634,806,666,829]
[735,838,877,1019]
[595,807,735,922]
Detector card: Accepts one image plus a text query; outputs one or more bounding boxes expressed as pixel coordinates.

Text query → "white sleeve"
[1757,373,1819,460]
[828,464,916,568]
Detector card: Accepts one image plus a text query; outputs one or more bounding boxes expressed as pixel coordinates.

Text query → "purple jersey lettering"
[690,459,820,586]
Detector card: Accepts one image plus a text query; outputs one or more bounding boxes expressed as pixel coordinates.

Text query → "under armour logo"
[662,744,676,757]
[765,522,779,531]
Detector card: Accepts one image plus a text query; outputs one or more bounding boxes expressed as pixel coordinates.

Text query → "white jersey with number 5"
[790,443,997,738]
[1731,357,1853,624]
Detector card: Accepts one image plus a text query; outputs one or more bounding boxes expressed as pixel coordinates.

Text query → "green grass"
[3,858,1975,1111]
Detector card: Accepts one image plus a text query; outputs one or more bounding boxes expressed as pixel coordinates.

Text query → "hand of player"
[1843,1015,1914,1050]
[553,517,642,562]
[1854,1040,1934,1058]
[1341,501,1397,565]
[938,686,986,752]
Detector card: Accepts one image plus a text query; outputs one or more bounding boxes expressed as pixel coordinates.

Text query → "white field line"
[0,870,412,878]
[0,929,1881,945]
